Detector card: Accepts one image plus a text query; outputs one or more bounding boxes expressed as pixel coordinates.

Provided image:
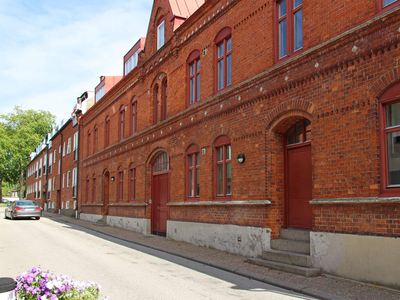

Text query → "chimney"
[100,76,105,82]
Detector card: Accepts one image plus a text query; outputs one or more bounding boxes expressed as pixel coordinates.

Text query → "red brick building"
[77,0,400,288]
[26,93,95,216]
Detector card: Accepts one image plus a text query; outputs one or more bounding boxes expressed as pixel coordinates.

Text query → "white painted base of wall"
[80,213,150,235]
[167,220,271,258]
[80,213,103,223]
[311,231,400,289]
[108,216,150,235]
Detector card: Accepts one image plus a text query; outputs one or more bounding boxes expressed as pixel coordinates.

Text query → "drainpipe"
[75,124,80,219]
[59,133,63,214]
[45,145,49,211]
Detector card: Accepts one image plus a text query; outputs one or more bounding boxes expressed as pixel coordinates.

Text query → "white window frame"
[96,86,105,102]
[125,49,140,75]
[63,142,66,157]
[67,171,70,187]
[53,177,55,191]
[54,151,56,163]
[38,180,41,199]
[67,137,71,154]
[62,173,65,189]
[58,160,61,174]
[157,20,165,50]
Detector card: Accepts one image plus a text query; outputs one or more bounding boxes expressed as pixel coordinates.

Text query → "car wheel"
[35,217,40,220]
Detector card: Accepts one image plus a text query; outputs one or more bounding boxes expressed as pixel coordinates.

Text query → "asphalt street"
[0,207,316,300]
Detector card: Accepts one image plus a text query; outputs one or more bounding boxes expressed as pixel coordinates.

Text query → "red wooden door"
[152,173,169,236]
[287,144,312,228]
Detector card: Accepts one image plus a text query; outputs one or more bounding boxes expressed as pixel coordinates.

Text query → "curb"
[45,213,342,300]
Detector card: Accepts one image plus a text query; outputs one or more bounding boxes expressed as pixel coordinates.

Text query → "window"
[43,155,47,175]
[153,152,170,173]
[72,168,77,198]
[379,82,400,196]
[67,171,70,187]
[87,130,91,157]
[125,49,140,75]
[62,173,65,188]
[52,177,55,191]
[187,145,200,200]
[162,79,167,121]
[38,180,41,199]
[47,179,51,200]
[118,166,124,202]
[105,116,110,148]
[131,97,138,135]
[154,85,159,124]
[119,105,125,141]
[157,18,165,50]
[214,136,232,199]
[73,132,78,161]
[92,175,96,203]
[215,28,232,92]
[188,51,200,107]
[275,0,303,61]
[129,163,136,202]
[67,138,71,154]
[39,159,42,177]
[96,85,105,102]
[94,125,98,153]
[377,0,400,12]
[58,160,61,175]
[86,176,90,203]
[63,142,66,157]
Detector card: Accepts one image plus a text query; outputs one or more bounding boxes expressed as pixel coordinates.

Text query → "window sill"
[310,197,400,204]
[81,203,103,206]
[168,200,271,206]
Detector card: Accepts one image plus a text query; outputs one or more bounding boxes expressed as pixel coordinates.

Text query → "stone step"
[247,258,320,277]
[93,216,107,227]
[280,228,310,242]
[271,239,310,255]
[262,249,311,267]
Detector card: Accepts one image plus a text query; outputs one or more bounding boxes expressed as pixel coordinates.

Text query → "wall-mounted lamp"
[111,176,115,181]
[237,154,245,164]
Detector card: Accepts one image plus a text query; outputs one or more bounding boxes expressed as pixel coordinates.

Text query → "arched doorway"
[285,119,313,228]
[151,152,170,236]
[102,170,110,215]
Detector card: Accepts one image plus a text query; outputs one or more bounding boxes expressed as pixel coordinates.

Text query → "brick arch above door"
[264,98,316,131]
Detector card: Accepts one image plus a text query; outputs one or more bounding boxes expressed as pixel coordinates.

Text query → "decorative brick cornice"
[168,200,271,206]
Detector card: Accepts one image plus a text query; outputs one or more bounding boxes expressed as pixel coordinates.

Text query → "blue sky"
[0,0,153,124]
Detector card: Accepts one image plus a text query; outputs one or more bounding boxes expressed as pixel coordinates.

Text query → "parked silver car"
[4,200,42,220]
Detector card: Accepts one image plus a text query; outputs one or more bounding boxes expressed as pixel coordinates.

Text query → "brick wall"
[78,0,400,237]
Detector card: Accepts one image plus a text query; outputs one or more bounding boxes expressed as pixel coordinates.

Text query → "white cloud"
[0,0,153,124]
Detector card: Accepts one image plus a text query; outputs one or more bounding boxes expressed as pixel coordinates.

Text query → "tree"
[0,106,56,198]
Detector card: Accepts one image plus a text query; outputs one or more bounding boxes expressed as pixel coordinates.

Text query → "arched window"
[162,79,168,121]
[379,82,400,196]
[87,130,91,157]
[215,28,232,93]
[118,166,124,202]
[131,97,137,135]
[187,50,200,107]
[214,135,231,199]
[286,119,311,146]
[187,144,200,200]
[153,152,170,173]
[105,115,110,148]
[92,174,96,203]
[86,176,90,203]
[119,105,125,141]
[377,0,400,14]
[154,84,159,124]
[129,163,136,202]
[94,125,98,153]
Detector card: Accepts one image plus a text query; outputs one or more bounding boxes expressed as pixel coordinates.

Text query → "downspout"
[45,146,49,210]
[75,124,80,219]
[59,133,63,214]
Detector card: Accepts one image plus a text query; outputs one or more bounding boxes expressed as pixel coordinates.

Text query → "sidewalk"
[43,212,400,300]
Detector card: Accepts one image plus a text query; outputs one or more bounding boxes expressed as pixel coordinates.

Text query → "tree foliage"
[0,106,56,197]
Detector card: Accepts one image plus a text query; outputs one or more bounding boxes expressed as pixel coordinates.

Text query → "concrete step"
[280,228,310,242]
[247,258,320,277]
[262,249,311,267]
[271,239,310,255]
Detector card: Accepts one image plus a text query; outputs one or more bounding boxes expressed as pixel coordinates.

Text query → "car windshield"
[16,201,36,206]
